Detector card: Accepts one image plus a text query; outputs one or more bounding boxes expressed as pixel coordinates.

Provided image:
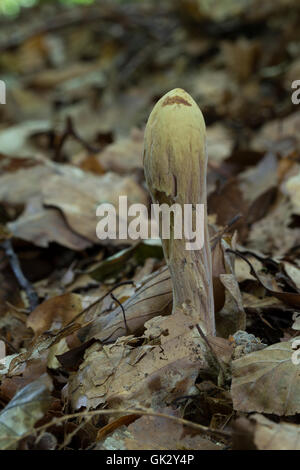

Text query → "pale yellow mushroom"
[144,88,215,336]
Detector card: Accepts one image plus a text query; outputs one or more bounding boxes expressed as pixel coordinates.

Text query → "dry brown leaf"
[234,256,261,282]
[206,123,234,164]
[208,179,248,239]
[8,197,91,250]
[285,170,300,215]
[43,170,148,245]
[215,237,246,337]
[68,313,216,410]
[27,293,83,337]
[0,122,51,157]
[0,156,148,248]
[235,251,300,308]
[251,414,300,450]
[242,292,284,310]
[0,161,52,204]
[85,268,172,344]
[68,305,232,411]
[98,412,222,450]
[0,341,5,360]
[7,321,82,375]
[217,273,246,335]
[96,128,144,174]
[239,152,278,204]
[0,374,53,450]
[28,62,99,89]
[211,237,226,314]
[247,195,300,258]
[179,0,252,22]
[231,337,300,415]
[251,111,300,152]
[222,38,260,82]
[283,261,300,291]
[0,355,48,401]
[292,312,300,331]
[191,69,237,110]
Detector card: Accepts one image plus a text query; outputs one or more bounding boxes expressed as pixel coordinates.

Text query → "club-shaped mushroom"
[144,88,215,336]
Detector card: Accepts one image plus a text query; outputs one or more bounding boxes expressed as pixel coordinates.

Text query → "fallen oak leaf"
[231,337,300,415]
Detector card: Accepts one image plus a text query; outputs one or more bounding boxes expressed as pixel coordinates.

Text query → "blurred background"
[0,1,300,451]
[0,0,300,311]
[1,0,300,142]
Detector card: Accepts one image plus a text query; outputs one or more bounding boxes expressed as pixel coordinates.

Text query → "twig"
[111,292,129,334]
[0,336,18,354]
[0,239,39,312]
[54,116,100,162]
[0,407,230,449]
[210,213,242,251]
[195,323,227,385]
[61,280,135,333]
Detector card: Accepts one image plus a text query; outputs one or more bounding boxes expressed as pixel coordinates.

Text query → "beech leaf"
[231,338,300,415]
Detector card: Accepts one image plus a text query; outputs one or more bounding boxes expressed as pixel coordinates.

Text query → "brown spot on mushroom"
[162,96,192,107]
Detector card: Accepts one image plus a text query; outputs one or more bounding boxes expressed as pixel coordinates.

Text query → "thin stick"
[0,239,39,311]
[111,292,129,334]
[210,214,242,251]
[195,324,226,384]
[0,407,230,449]
[0,336,18,354]
[54,117,100,162]
[61,280,135,333]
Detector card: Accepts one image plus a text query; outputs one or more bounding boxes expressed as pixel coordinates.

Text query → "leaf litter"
[0,0,300,450]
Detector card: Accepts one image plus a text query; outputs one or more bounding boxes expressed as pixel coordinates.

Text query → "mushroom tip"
[160,88,194,108]
[145,88,205,142]
[166,87,188,94]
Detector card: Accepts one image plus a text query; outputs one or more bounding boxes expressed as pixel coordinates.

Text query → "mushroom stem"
[144,88,215,336]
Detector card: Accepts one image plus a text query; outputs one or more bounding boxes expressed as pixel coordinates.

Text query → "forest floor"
[0,0,300,450]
